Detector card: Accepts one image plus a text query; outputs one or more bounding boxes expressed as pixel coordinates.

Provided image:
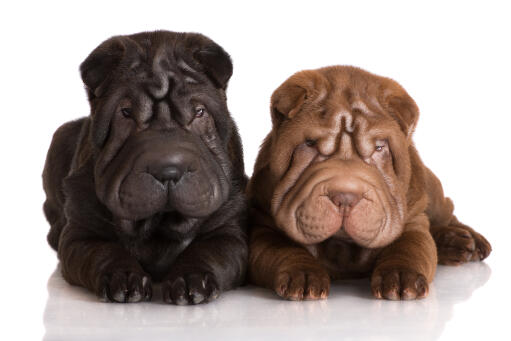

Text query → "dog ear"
[270,70,328,127]
[80,37,132,100]
[191,36,233,90]
[383,87,419,139]
[195,45,233,90]
[80,36,139,147]
[271,81,307,124]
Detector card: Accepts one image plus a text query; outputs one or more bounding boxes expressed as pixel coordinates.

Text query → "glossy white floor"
[42,259,503,341]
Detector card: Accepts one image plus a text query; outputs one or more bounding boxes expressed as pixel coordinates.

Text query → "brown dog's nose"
[330,192,362,208]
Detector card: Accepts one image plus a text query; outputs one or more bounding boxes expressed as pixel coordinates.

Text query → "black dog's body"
[43,31,248,304]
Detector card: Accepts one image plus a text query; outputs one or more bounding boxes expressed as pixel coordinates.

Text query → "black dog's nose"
[156,166,183,183]
[149,151,199,185]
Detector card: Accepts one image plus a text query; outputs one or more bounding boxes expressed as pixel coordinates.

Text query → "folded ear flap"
[271,82,307,125]
[80,36,131,100]
[80,36,136,147]
[270,70,328,127]
[194,44,233,90]
[383,89,420,139]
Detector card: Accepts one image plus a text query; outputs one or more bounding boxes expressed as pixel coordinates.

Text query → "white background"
[1,0,510,340]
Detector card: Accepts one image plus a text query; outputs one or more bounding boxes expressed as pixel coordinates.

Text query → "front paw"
[371,268,428,300]
[97,270,152,303]
[274,266,330,301]
[432,225,492,265]
[162,272,220,305]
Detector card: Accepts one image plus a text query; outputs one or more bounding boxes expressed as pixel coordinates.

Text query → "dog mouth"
[293,192,386,247]
[165,177,221,215]
[273,162,398,248]
[99,152,229,221]
[333,224,355,243]
[150,179,217,212]
[113,168,225,221]
[292,189,382,244]
[94,129,232,221]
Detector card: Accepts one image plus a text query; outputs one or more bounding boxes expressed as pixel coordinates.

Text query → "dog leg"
[371,215,437,300]
[58,225,152,303]
[248,225,330,301]
[431,217,492,265]
[161,224,248,305]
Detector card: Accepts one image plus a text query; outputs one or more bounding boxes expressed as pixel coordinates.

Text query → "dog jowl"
[42,31,248,304]
[247,66,491,301]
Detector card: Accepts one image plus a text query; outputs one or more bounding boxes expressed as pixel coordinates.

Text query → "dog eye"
[375,139,387,152]
[305,139,317,147]
[121,108,132,118]
[195,106,206,118]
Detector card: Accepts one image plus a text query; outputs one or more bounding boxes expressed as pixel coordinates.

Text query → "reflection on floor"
[43,262,491,341]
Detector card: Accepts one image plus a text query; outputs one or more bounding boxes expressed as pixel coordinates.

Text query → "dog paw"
[371,268,428,300]
[274,267,330,301]
[97,270,152,303]
[162,272,220,305]
[432,225,492,265]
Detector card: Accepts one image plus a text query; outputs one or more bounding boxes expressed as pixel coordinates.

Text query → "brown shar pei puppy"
[247,66,491,300]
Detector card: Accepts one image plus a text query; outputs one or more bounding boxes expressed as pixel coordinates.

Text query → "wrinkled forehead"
[282,82,402,160]
[144,46,208,99]
[119,43,210,101]
[308,83,386,135]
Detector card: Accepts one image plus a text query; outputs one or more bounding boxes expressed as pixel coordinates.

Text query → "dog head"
[250,66,420,248]
[80,31,241,221]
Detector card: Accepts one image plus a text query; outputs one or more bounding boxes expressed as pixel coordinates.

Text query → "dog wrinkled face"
[81,32,234,221]
[268,67,419,248]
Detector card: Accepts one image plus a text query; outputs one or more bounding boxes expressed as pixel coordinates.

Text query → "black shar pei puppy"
[42,31,248,304]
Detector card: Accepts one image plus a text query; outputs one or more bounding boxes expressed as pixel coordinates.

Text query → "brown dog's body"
[248,66,491,300]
